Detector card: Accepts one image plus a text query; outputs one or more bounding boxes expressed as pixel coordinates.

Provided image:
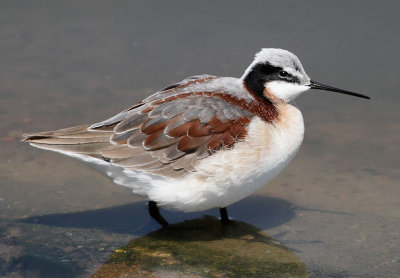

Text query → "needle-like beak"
[308,80,370,99]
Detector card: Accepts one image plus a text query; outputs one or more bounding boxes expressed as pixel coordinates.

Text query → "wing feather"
[23,76,254,179]
[100,145,144,159]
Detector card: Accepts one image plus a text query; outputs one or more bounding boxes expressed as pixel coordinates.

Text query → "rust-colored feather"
[167,121,193,138]
[23,74,266,179]
[187,119,211,137]
[177,135,212,153]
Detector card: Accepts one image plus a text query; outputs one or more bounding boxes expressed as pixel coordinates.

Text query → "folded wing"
[23,75,253,178]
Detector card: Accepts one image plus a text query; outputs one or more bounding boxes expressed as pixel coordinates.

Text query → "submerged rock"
[93,216,308,278]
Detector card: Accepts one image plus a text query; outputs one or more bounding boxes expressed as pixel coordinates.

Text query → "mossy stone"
[93,216,308,278]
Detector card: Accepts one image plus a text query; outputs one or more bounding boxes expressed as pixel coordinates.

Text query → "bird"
[23,48,370,228]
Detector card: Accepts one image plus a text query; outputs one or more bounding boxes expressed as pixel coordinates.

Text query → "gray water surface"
[1,1,399,277]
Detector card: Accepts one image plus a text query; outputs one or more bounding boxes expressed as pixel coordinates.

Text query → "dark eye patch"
[243,62,296,99]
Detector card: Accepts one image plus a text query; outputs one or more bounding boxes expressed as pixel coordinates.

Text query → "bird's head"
[242,48,370,102]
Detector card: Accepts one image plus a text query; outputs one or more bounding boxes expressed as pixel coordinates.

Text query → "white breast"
[146,103,305,212]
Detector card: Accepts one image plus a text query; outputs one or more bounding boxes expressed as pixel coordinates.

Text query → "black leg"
[148,201,169,228]
[219,207,230,224]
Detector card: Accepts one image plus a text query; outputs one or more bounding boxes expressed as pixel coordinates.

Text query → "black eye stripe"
[257,63,281,77]
[243,62,298,99]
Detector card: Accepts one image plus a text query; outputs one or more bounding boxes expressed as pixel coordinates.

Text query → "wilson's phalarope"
[23,48,369,227]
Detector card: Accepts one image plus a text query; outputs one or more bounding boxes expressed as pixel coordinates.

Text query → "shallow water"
[1,1,399,277]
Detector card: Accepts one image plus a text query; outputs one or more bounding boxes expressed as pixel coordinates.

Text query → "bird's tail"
[22,125,113,157]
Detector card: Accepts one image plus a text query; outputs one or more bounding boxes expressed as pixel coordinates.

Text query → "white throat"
[267,81,310,102]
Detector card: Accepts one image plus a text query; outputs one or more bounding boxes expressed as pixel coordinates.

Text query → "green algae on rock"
[93,216,308,278]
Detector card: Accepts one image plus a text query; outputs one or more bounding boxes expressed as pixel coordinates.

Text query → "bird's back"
[23,74,258,182]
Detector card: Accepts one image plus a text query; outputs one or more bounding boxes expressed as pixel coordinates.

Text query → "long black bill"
[308,80,370,99]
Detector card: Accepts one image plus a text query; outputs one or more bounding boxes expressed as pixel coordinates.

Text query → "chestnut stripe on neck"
[152,91,279,124]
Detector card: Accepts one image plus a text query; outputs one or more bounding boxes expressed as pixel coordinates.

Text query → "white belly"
[146,103,305,212]
[32,102,304,212]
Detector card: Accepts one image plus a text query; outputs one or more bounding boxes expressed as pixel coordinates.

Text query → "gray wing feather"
[23,75,253,179]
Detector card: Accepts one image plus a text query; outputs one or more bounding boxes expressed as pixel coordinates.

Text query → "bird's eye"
[278,70,289,78]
